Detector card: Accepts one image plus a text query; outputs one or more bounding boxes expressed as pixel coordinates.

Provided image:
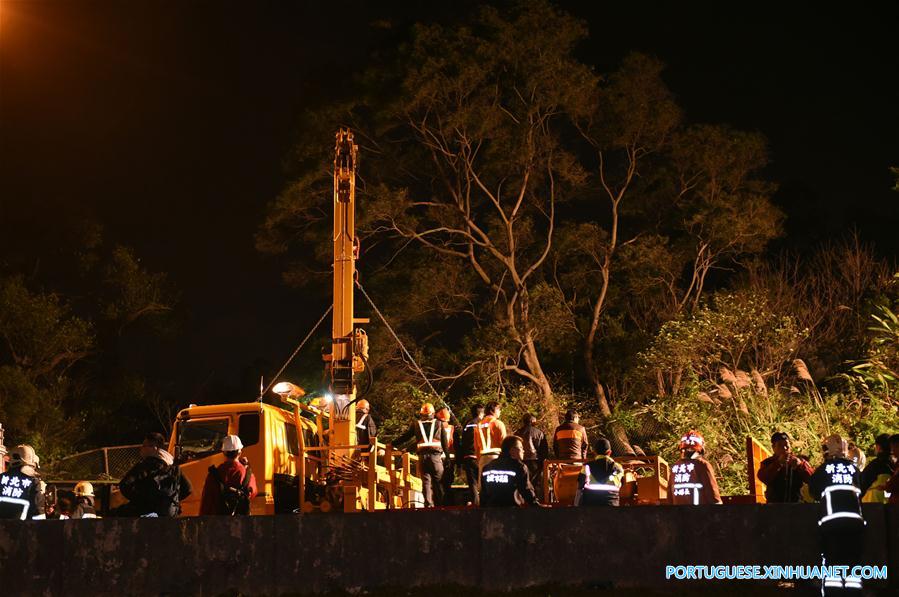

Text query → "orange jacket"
[474,415,506,457]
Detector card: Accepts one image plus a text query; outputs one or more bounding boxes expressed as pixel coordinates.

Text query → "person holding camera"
[757,431,814,503]
[199,434,257,515]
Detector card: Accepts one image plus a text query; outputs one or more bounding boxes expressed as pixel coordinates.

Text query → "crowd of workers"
[1,402,897,517]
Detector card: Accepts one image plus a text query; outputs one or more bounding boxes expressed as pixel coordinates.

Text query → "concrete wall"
[0,504,895,596]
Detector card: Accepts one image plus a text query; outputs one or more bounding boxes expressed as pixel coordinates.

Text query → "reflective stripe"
[822,484,860,495]
[31,514,47,520]
[417,420,441,450]
[81,513,99,519]
[482,470,518,476]
[356,414,369,430]
[0,497,30,520]
[818,511,865,525]
[583,465,620,492]
[555,430,582,440]
[673,482,703,505]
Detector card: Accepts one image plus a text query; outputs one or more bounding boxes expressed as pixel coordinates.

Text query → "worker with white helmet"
[199,434,258,515]
[72,481,98,519]
[809,434,865,595]
[0,444,45,520]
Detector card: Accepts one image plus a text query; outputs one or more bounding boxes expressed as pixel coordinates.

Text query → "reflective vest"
[477,417,500,456]
[582,461,623,494]
[862,472,891,504]
[356,413,370,431]
[417,420,442,451]
[442,423,455,455]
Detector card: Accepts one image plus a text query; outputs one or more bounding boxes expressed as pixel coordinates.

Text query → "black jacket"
[809,457,863,528]
[480,455,539,507]
[514,424,549,462]
[355,412,377,447]
[860,454,893,498]
[0,467,44,519]
[119,455,192,517]
[458,417,482,459]
[576,456,624,507]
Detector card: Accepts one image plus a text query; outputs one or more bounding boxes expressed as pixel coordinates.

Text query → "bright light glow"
[323,393,333,403]
[272,381,305,398]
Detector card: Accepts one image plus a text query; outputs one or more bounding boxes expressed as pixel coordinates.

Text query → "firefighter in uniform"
[72,481,99,519]
[474,402,507,478]
[458,404,484,505]
[355,399,377,455]
[668,430,722,505]
[575,437,624,506]
[0,444,45,520]
[809,434,865,595]
[394,403,449,507]
[552,410,589,461]
[860,433,893,503]
[480,435,541,507]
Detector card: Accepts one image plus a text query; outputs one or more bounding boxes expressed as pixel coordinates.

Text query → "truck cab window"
[238,413,260,447]
[178,419,229,461]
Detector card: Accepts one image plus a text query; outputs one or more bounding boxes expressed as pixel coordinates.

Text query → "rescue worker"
[355,399,377,455]
[0,445,45,520]
[884,434,899,505]
[515,413,548,491]
[860,433,893,503]
[458,404,484,505]
[668,430,722,505]
[200,434,258,515]
[436,407,456,505]
[575,437,624,506]
[113,431,192,517]
[552,409,589,461]
[480,435,541,507]
[756,431,814,503]
[474,402,507,481]
[72,482,99,519]
[809,434,865,595]
[394,403,448,507]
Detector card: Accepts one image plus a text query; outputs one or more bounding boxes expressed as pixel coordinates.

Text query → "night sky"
[2,1,898,400]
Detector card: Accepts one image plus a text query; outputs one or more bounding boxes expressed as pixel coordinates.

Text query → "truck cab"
[169,401,320,516]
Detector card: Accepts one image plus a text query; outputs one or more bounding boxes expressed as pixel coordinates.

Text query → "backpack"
[152,463,183,516]
[209,464,252,515]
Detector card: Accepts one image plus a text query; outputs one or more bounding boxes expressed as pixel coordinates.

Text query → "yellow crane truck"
[168,130,422,515]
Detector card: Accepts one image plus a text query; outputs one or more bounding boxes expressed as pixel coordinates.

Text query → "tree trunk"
[585,342,635,456]
[523,337,560,429]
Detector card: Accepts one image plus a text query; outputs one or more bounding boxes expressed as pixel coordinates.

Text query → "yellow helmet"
[74,481,95,497]
[420,402,435,416]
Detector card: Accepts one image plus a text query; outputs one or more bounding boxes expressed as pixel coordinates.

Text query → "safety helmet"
[822,434,848,459]
[74,481,95,498]
[10,444,38,467]
[420,402,435,416]
[678,430,704,451]
[356,399,370,412]
[436,407,449,422]
[221,434,244,452]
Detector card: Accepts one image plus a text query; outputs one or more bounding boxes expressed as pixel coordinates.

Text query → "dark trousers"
[524,460,542,495]
[420,451,444,507]
[441,456,456,506]
[462,457,479,505]
[820,520,865,595]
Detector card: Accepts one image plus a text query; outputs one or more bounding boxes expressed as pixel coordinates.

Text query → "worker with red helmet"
[393,402,449,507]
[667,430,722,505]
[354,399,377,456]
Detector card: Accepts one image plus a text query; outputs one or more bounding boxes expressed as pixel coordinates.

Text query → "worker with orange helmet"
[667,430,721,505]
[393,402,449,507]
[354,399,377,455]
